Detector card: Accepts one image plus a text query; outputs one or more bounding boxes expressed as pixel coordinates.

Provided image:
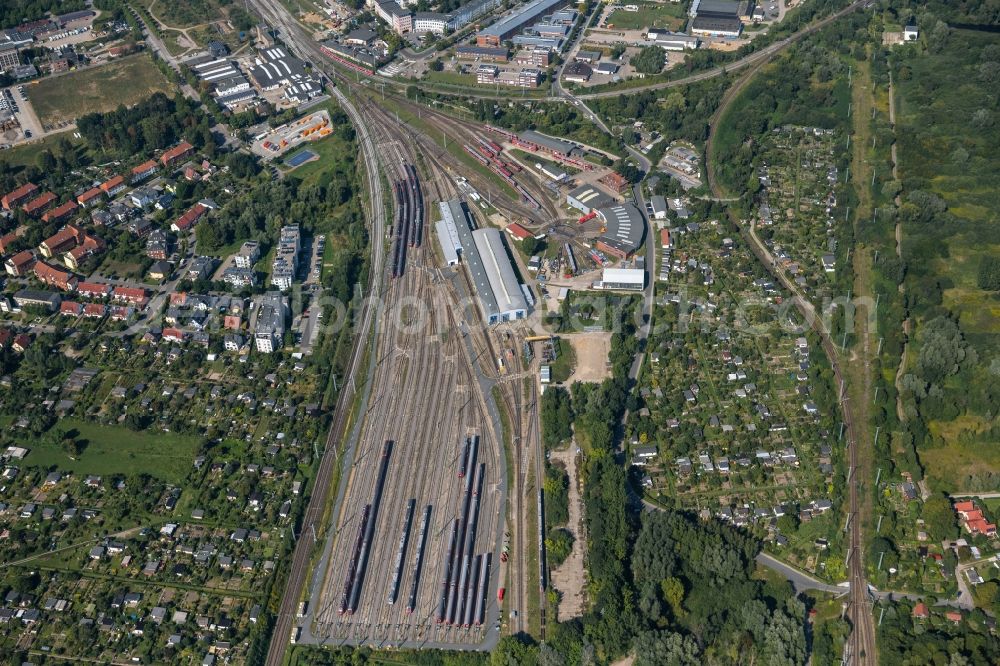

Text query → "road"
[756,552,848,595]
[576,0,870,100]
[702,10,878,663]
[245,3,388,660]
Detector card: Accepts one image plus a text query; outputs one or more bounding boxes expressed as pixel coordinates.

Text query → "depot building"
[595,203,645,260]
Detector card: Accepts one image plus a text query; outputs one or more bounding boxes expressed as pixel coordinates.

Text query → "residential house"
[22,191,57,216]
[112,286,148,306]
[172,203,208,233]
[0,229,23,253]
[41,200,78,225]
[76,187,103,207]
[162,328,186,343]
[77,281,111,299]
[13,290,61,311]
[39,224,91,258]
[4,250,35,276]
[34,261,78,290]
[146,230,169,259]
[100,175,126,197]
[131,160,158,183]
[130,187,157,208]
[161,141,194,167]
[2,182,38,210]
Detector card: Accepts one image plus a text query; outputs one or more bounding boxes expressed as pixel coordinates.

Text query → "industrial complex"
[437,199,528,324]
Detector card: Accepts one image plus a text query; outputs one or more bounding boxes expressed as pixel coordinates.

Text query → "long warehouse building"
[439,199,528,324]
[477,0,568,46]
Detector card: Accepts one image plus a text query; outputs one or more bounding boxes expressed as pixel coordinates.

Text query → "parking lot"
[0,85,44,147]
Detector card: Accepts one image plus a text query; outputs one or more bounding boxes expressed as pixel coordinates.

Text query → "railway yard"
[5,0,975,662]
[287,84,549,649]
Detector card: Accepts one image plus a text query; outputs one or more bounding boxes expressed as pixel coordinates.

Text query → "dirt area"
[610,655,635,666]
[707,39,745,51]
[548,445,587,621]
[563,331,611,384]
[300,11,338,30]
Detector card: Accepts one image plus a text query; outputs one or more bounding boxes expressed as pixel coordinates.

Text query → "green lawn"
[0,131,85,170]
[549,338,577,383]
[605,3,686,31]
[24,418,199,483]
[30,54,174,125]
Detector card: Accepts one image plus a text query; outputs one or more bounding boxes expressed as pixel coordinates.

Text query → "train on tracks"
[338,440,393,614]
[434,436,494,627]
[389,163,425,278]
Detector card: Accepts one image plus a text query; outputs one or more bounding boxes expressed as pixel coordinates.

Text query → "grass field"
[0,131,85,169]
[24,418,200,483]
[284,134,348,187]
[30,54,174,126]
[605,3,686,31]
[893,30,1000,490]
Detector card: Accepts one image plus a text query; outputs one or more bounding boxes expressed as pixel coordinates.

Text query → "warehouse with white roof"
[439,198,527,324]
[435,201,463,266]
[601,267,645,291]
[567,183,616,214]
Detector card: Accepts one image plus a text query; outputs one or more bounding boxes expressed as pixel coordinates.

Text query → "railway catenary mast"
[346,440,393,613]
[406,504,432,614]
[387,498,417,604]
[446,435,479,623]
[437,519,460,622]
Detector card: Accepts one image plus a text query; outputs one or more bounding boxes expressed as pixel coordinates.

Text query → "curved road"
[577,0,870,100]
[702,12,877,664]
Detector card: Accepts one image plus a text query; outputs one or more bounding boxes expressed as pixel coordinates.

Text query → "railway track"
[259,46,388,666]
[701,24,877,662]
[298,90,509,652]
[245,2,550,656]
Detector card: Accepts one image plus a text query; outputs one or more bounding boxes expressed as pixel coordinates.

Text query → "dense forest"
[0,0,85,29]
[888,26,1000,488]
[76,93,216,161]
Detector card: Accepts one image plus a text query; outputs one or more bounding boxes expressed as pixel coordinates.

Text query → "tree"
[916,316,969,384]
[633,630,700,666]
[195,220,223,251]
[38,150,57,172]
[922,492,959,541]
[492,635,539,666]
[631,46,666,75]
[977,256,1000,291]
[660,576,685,618]
[541,387,573,449]
[521,235,546,256]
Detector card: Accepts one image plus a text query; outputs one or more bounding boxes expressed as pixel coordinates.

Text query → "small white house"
[904,21,918,41]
